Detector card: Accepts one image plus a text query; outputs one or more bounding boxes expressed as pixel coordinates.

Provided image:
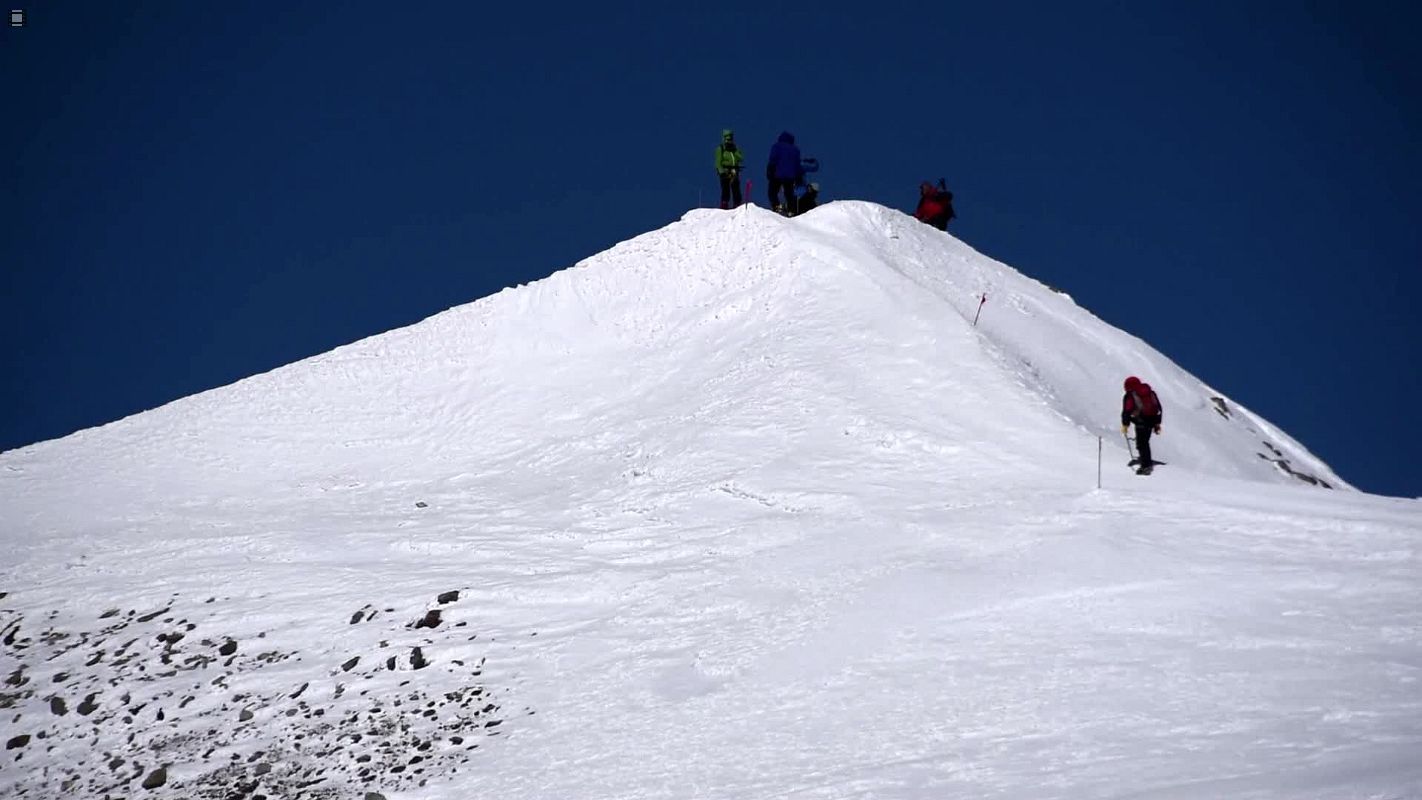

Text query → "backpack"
[935,179,956,223]
[1131,387,1160,418]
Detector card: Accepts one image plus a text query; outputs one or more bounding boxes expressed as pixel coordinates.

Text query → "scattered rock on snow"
[141,765,167,789]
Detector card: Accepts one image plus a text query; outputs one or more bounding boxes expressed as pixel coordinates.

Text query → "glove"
[1121,424,1129,436]
[1154,425,1162,435]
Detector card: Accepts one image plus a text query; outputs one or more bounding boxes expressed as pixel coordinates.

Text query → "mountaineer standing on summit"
[714,129,744,209]
[766,131,804,215]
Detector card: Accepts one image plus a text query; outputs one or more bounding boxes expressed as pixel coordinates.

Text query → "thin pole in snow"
[973,293,988,326]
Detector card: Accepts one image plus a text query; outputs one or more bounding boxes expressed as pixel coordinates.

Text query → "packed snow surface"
[2,202,1418,798]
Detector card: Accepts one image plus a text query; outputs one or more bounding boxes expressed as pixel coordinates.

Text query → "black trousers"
[718,172,742,208]
[1134,424,1154,466]
[769,178,797,213]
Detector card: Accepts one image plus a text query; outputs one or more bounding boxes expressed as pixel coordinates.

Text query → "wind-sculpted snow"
[1,202,1416,798]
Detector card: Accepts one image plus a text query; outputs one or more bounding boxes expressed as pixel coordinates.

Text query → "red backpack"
[1131,385,1160,418]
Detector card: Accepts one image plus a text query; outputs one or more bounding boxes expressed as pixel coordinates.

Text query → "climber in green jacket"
[715,129,744,209]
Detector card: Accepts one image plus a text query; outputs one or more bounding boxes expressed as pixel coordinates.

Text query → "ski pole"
[973,294,988,326]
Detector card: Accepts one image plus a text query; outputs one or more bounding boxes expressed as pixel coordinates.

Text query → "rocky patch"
[1257,441,1334,489]
[0,588,525,798]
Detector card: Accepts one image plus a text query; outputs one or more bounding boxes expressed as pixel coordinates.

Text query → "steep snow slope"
[1,202,1416,799]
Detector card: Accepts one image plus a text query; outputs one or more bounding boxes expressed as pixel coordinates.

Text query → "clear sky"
[4,2,1419,497]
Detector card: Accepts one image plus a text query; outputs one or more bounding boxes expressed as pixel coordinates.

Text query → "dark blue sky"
[4,3,1419,497]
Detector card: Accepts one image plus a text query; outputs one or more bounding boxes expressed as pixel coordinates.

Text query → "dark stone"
[135,608,169,623]
[49,696,67,715]
[485,719,502,728]
[141,766,167,789]
[364,793,387,800]
[413,610,442,629]
[239,708,254,722]
[437,590,459,605]
[6,734,29,749]
[109,757,124,771]
[385,656,397,671]
[254,762,272,776]
[77,693,99,715]
[290,682,308,699]
[341,657,360,672]
[218,640,238,656]
[410,647,428,670]
[415,501,428,508]
[350,610,365,625]
[99,608,120,619]
[52,672,69,683]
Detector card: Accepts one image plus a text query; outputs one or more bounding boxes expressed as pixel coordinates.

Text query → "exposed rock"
[341,657,360,672]
[6,734,30,749]
[410,647,428,670]
[77,693,99,715]
[413,610,442,629]
[141,766,167,789]
[239,708,254,722]
[49,696,67,715]
[135,608,170,623]
[219,640,238,656]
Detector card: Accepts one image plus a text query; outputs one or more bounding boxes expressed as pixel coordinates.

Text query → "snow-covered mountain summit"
[5,200,1344,511]
[2,202,1417,799]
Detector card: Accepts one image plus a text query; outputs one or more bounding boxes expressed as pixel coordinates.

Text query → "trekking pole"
[1123,430,1136,465]
[973,294,988,326]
